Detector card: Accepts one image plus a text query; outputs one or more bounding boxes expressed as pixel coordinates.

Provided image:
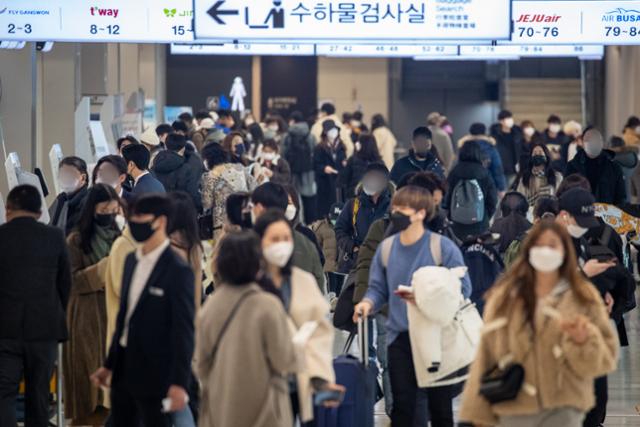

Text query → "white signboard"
[507,1,640,45]
[460,45,605,59]
[193,0,512,42]
[171,42,316,56]
[17,170,50,224]
[317,44,459,58]
[4,153,20,190]
[0,0,195,43]
[4,153,49,223]
[89,121,111,159]
[48,144,63,195]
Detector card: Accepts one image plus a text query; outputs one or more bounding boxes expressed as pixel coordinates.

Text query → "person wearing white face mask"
[555,187,617,282]
[251,182,325,290]
[459,220,618,427]
[253,210,345,426]
[490,110,524,186]
[566,127,626,205]
[49,156,90,236]
[251,139,291,186]
[314,120,348,218]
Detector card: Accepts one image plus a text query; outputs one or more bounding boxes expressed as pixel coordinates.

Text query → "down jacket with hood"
[389,150,445,184]
[458,134,507,192]
[152,150,204,212]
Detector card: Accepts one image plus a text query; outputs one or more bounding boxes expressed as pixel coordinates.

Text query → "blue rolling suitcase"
[316,316,377,427]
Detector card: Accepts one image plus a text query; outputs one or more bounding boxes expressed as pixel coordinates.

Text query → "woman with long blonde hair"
[459,220,618,427]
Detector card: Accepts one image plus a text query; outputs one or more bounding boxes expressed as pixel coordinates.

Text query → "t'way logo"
[90,7,119,18]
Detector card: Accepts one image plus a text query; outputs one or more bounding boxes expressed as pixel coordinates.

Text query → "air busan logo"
[90,7,120,18]
[603,8,640,22]
[517,14,561,23]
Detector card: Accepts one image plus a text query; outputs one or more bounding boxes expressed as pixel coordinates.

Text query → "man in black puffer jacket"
[152,133,204,212]
[566,128,626,206]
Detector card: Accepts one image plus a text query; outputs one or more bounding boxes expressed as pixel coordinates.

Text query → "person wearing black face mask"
[354,186,471,427]
[512,142,563,207]
[63,184,121,425]
[92,194,195,427]
[389,127,446,185]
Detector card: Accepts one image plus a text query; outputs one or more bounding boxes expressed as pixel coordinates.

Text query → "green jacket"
[353,217,388,304]
[310,219,338,273]
[293,230,325,290]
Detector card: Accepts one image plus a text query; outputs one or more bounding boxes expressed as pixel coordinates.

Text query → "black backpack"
[285,132,313,174]
[461,239,504,315]
[450,179,485,225]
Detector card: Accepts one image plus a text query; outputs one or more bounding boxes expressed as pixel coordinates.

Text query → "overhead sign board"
[193,0,512,42]
[317,44,459,57]
[171,42,316,55]
[506,1,640,45]
[0,0,195,42]
[461,44,604,59]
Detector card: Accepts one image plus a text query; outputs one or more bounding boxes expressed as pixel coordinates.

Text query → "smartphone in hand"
[394,285,414,298]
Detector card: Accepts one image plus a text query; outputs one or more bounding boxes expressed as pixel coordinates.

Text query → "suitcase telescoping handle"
[356,314,369,368]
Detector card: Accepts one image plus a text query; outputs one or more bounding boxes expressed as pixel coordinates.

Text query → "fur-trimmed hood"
[457,134,496,148]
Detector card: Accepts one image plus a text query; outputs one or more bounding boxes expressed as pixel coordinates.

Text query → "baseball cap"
[558,188,599,229]
[139,127,160,146]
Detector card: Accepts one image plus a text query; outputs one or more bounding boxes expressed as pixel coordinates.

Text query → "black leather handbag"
[478,363,525,404]
[198,209,214,240]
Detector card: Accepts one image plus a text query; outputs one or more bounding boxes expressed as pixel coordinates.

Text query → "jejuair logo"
[163,8,176,17]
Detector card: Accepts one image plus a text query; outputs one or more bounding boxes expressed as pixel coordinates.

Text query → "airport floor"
[334,296,640,427]
[46,298,640,426]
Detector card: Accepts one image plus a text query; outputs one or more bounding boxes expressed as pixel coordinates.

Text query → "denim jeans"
[172,406,196,427]
[375,314,393,416]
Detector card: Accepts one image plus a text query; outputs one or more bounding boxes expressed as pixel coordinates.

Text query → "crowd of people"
[1,103,638,427]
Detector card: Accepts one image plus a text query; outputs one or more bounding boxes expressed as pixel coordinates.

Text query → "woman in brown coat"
[459,220,618,427]
[63,184,121,425]
[195,231,296,427]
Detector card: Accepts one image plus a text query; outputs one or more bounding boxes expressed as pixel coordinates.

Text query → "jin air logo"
[163,7,192,18]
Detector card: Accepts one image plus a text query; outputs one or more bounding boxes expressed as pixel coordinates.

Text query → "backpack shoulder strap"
[430,232,442,266]
[352,197,360,229]
[380,236,395,269]
[600,225,613,248]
